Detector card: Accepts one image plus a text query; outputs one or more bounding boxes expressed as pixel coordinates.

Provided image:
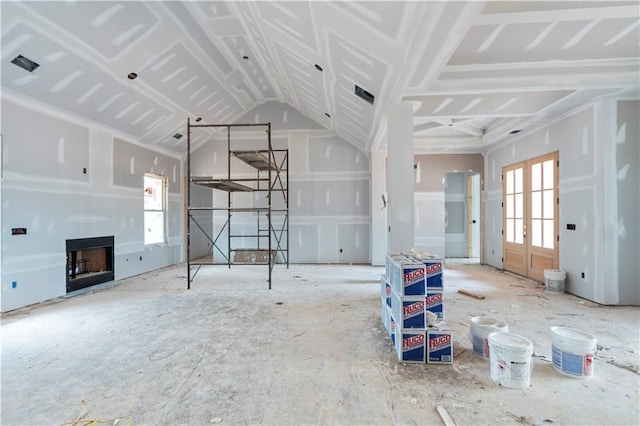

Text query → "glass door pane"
[543,220,554,249]
[530,158,554,250]
[504,167,523,244]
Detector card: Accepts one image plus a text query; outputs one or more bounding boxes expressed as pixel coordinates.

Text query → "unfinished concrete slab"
[2,263,638,425]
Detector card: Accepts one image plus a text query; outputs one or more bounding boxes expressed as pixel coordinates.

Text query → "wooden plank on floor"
[436,405,457,426]
[457,289,485,299]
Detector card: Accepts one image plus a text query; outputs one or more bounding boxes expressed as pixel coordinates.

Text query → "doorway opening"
[444,172,480,262]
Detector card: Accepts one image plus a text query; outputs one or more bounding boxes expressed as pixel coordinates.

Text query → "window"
[144,174,166,245]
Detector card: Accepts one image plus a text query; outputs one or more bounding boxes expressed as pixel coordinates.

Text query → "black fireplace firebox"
[66,236,114,292]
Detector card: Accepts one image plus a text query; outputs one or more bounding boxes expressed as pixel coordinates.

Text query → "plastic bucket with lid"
[488,332,533,389]
[551,326,597,379]
[470,317,509,359]
[544,269,566,293]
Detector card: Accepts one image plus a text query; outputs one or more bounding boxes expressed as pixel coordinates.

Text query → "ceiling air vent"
[11,55,40,73]
[173,133,183,140]
[355,85,374,105]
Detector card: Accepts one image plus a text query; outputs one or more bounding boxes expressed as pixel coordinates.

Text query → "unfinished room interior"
[1,1,639,425]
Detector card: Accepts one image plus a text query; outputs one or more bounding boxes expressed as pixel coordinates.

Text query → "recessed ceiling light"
[173,133,183,139]
[11,55,39,73]
[315,64,323,72]
[195,117,202,122]
[509,129,521,135]
[242,55,249,60]
[355,85,375,105]
[127,72,138,80]
[325,113,331,118]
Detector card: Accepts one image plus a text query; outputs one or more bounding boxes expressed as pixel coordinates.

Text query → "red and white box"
[391,293,426,329]
[424,259,443,290]
[425,291,444,320]
[410,253,443,290]
[390,317,396,347]
[427,324,453,364]
[381,301,389,332]
[380,274,392,307]
[388,256,426,296]
[395,329,426,363]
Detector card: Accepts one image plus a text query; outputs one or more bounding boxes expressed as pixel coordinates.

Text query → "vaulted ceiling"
[2,1,639,156]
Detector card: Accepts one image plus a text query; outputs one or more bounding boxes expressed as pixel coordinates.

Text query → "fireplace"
[66,236,114,293]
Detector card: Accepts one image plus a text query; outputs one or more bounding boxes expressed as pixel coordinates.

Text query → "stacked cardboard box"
[380,253,453,364]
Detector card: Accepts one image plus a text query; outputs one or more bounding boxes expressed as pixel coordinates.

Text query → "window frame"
[144,173,167,246]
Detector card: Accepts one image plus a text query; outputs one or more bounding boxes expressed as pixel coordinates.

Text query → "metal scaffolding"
[186,119,289,289]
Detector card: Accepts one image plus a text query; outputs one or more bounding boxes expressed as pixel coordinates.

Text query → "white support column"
[387,103,415,253]
[370,150,387,265]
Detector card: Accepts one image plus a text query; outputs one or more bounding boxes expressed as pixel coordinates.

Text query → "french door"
[503,152,559,282]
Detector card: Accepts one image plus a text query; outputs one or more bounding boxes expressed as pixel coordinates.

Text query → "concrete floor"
[1,262,639,425]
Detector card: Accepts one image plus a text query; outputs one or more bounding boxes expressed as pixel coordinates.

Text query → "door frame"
[467,173,481,259]
[502,161,527,276]
[502,152,559,281]
[444,171,481,259]
[526,152,559,281]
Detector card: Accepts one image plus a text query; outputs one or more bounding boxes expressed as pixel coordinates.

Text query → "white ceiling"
[2,1,639,156]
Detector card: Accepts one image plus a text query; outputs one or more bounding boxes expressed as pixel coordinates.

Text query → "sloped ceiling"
[2,1,638,156]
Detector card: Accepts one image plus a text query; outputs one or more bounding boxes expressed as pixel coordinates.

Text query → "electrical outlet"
[581,272,585,279]
[339,249,343,253]
[139,256,143,261]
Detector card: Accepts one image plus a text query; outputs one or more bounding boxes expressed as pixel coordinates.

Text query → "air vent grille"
[11,55,40,73]
[355,85,374,105]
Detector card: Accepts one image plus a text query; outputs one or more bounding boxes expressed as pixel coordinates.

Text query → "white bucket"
[544,269,566,293]
[488,332,533,389]
[550,326,597,379]
[470,317,509,359]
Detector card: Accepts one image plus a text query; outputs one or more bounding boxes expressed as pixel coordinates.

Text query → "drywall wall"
[485,98,639,305]
[188,101,370,264]
[1,98,182,312]
[486,106,596,299]
[387,103,415,253]
[370,151,387,266]
[614,100,639,305]
[413,154,484,258]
